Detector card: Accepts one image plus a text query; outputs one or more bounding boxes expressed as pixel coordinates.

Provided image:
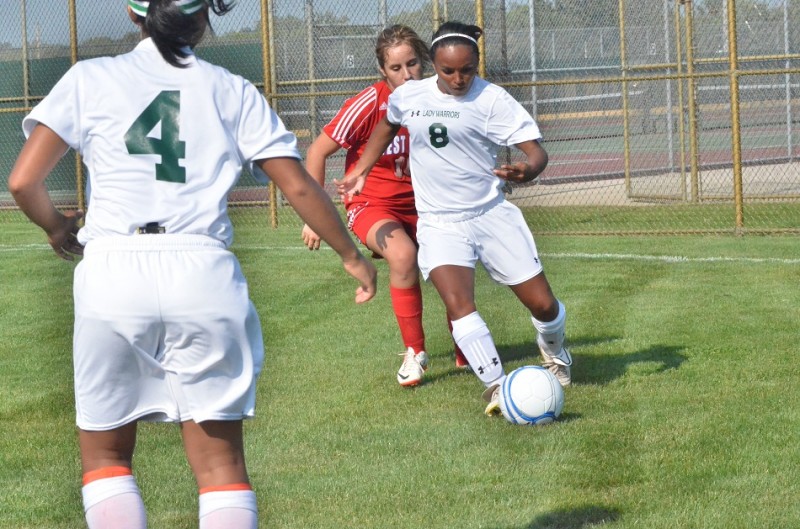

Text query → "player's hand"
[48,210,84,261]
[301,223,322,250]
[393,156,410,178]
[333,172,366,201]
[342,252,377,304]
[494,162,538,184]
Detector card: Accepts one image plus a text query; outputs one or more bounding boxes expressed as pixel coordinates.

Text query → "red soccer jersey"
[323,80,414,208]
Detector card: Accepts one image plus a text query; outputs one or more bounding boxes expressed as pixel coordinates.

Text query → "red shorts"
[346,201,419,254]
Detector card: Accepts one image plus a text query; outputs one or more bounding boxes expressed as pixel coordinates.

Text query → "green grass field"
[1,209,799,528]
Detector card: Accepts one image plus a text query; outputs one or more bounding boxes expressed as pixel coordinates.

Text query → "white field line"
[543,252,800,265]
[3,244,797,265]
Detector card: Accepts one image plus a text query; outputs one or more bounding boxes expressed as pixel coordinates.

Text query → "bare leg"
[428,264,476,320]
[509,272,572,386]
[182,420,257,529]
[365,219,420,289]
[181,420,249,489]
[79,422,138,473]
[79,423,146,529]
[508,271,559,322]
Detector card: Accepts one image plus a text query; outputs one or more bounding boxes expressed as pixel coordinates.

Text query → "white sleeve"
[237,81,300,183]
[486,89,542,147]
[385,89,404,126]
[22,64,81,154]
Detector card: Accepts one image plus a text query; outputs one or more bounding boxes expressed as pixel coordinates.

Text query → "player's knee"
[386,250,419,278]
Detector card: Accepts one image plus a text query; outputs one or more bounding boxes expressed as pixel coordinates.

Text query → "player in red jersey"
[301,25,467,386]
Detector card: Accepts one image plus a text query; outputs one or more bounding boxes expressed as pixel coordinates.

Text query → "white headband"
[128,0,209,16]
[430,33,478,46]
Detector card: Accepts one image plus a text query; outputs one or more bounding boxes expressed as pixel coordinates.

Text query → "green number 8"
[428,122,449,149]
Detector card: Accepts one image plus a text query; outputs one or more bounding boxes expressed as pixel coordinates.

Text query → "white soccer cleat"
[397,347,428,387]
[482,383,502,416]
[539,346,572,387]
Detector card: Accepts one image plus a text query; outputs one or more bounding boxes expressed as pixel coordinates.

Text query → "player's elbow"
[533,147,548,172]
[306,138,330,164]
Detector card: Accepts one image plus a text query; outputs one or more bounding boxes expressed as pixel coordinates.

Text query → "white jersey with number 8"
[385,75,541,218]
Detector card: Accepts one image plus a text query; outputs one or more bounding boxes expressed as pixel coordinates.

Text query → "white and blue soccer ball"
[499,366,565,425]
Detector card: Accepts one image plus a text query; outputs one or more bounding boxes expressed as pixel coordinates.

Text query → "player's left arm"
[334,116,401,200]
[8,124,84,261]
[494,139,548,184]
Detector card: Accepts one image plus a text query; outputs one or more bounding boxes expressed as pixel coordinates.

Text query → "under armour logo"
[410,110,421,117]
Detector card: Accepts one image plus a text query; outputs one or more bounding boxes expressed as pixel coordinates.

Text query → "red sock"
[390,284,425,353]
[449,319,469,367]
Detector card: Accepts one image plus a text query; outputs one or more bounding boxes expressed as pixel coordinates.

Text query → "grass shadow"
[496,504,621,529]
[576,342,687,385]
[426,336,687,388]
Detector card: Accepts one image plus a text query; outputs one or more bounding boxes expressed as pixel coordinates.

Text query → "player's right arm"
[257,156,377,304]
[8,124,84,261]
[334,116,400,200]
[301,133,341,250]
[494,140,549,184]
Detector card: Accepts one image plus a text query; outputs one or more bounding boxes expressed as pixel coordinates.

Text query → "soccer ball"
[499,366,565,425]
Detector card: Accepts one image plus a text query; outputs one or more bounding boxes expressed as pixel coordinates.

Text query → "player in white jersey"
[301,25,468,387]
[337,21,573,416]
[7,1,376,528]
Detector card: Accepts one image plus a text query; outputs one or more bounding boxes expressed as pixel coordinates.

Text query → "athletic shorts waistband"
[419,193,504,223]
[83,234,228,253]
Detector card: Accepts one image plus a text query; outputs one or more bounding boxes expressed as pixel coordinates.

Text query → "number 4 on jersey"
[124,90,186,183]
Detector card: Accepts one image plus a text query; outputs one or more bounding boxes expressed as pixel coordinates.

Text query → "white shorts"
[73,235,264,431]
[417,200,543,285]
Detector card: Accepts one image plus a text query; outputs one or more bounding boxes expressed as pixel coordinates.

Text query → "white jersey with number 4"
[385,75,542,217]
[23,38,299,247]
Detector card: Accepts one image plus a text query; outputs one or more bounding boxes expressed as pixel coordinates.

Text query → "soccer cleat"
[482,384,502,416]
[397,347,428,387]
[539,346,573,387]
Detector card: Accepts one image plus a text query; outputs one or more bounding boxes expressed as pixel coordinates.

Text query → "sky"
[0,0,431,47]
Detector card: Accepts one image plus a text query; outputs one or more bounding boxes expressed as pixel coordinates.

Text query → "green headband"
[128,0,209,17]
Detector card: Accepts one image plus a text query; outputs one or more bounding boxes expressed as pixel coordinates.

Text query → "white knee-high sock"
[82,474,146,529]
[199,489,258,529]
[532,300,566,356]
[451,311,504,387]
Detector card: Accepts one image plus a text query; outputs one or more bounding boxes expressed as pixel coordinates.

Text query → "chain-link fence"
[2,0,799,234]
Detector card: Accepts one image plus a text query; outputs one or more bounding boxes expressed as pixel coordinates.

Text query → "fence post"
[68,0,86,214]
[725,0,744,232]
[682,0,700,204]
[261,0,279,228]
[783,0,793,162]
[673,0,688,201]
[476,0,485,78]
[528,0,538,119]
[618,0,632,197]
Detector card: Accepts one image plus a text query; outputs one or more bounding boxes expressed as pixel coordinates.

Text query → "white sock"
[532,300,566,356]
[82,475,146,529]
[199,490,258,529]
[451,311,504,387]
